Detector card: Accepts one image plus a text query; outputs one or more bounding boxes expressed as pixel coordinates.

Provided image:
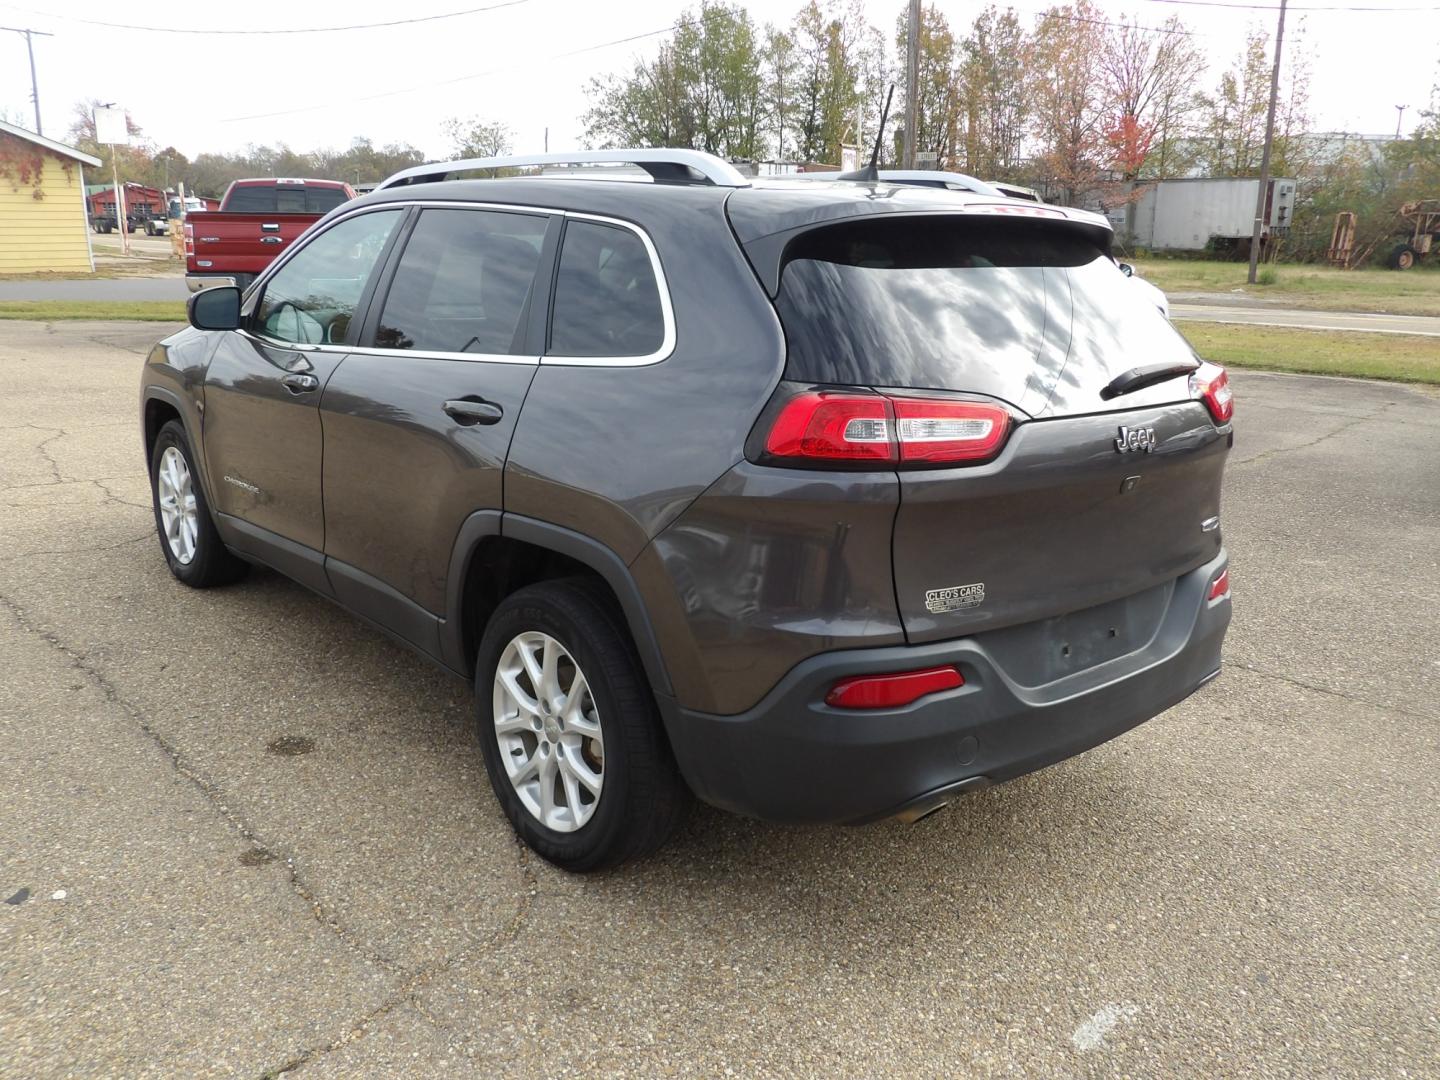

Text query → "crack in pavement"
[25,424,66,484]
[260,839,539,1079]
[0,590,406,977]
[1,473,146,494]
[1231,401,1397,470]
[0,532,153,562]
[91,477,152,510]
[0,585,541,1080]
[1229,659,1436,722]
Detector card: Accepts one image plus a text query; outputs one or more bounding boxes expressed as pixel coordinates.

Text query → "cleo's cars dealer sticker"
[925,583,985,614]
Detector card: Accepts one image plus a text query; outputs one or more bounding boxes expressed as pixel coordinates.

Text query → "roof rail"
[377,149,751,191]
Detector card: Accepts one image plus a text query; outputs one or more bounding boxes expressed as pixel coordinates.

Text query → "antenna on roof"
[834,84,894,183]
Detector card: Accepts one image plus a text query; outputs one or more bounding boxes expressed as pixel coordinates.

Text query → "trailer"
[85,182,167,234]
[1389,200,1440,270]
[1119,177,1297,255]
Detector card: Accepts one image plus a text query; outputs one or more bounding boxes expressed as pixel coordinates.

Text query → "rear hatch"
[762,211,1229,644]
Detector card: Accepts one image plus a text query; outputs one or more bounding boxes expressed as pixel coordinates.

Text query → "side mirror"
[187,285,242,331]
[1117,262,1134,278]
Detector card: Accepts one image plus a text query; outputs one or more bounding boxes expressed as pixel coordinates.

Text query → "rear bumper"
[666,549,1231,824]
[185,273,245,293]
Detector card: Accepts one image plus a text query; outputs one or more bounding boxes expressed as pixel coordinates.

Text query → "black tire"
[1390,245,1417,270]
[475,578,688,871]
[148,420,247,588]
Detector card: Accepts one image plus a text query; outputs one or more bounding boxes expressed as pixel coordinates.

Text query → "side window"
[373,209,548,355]
[549,221,665,358]
[255,209,402,346]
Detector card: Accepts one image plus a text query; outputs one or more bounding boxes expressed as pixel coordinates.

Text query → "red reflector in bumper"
[1208,568,1231,601]
[825,665,965,709]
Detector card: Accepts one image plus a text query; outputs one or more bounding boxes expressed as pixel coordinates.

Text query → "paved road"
[3,322,1438,1077]
[0,277,187,301]
[1171,301,1440,336]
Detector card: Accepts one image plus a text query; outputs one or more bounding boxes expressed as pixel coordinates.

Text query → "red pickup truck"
[184,177,354,293]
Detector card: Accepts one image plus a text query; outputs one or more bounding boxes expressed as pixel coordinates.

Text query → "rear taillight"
[825,665,964,709]
[892,398,1011,463]
[1208,567,1231,601]
[763,391,893,462]
[764,391,1012,467]
[1190,362,1233,424]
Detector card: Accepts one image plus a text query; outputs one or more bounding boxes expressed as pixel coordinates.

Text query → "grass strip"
[0,301,186,322]
[1180,321,1440,384]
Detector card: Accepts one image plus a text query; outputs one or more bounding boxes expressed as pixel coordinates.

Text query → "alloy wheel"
[156,446,199,565]
[492,631,605,832]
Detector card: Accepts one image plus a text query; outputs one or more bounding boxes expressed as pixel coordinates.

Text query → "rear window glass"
[223,184,348,213]
[276,186,306,213]
[224,186,275,212]
[776,216,1095,391]
[307,187,349,213]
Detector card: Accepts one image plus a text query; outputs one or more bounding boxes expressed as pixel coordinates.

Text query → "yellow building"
[0,120,103,274]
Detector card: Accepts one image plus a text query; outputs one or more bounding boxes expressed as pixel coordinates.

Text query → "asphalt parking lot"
[2,320,1438,1078]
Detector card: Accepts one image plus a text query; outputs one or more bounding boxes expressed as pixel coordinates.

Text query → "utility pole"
[1246,0,1287,286]
[1395,104,1408,139]
[1,25,53,134]
[903,0,920,168]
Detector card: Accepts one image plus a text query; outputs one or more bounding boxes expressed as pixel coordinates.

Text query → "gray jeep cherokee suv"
[141,150,1233,870]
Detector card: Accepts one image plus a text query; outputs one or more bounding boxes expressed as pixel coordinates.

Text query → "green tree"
[1100,16,1205,181]
[1029,3,1108,203]
[583,2,764,159]
[442,117,513,160]
[1195,24,1311,177]
[763,27,800,160]
[961,7,1031,180]
[789,0,867,164]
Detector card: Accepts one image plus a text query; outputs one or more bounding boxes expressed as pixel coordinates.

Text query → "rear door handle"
[443,398,503,425]
[281,373,319,393]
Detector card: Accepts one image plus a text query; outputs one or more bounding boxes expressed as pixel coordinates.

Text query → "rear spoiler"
[737,205,1116,298]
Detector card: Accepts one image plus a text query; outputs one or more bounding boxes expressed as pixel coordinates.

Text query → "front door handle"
[443,398,503,425]
[281,372,319,394]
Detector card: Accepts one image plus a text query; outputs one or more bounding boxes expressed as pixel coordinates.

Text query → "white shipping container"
[1125,178,1296,251]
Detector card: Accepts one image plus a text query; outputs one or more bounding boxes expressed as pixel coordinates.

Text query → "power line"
[1040,11,1204,35]
[218,25,680,123]
[1137,0,1440,12]
[0,0,529,35]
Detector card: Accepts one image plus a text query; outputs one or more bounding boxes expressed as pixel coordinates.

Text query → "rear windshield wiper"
[1099,362,1199,401]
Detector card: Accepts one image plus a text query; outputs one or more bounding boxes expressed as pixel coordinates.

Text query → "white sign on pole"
[840,145,859,172]
[94,106,128,146]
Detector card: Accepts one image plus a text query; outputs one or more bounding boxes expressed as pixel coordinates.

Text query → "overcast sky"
[2,0,1436,162]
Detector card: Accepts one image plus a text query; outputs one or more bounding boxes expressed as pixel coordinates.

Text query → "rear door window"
[548,221,665,358]
[372,208,549,355]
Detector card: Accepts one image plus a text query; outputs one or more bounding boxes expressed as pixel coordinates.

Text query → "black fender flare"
[141,384,217,502]
[440,511,674,700]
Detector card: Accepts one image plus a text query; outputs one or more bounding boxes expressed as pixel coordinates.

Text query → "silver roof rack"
[377,149,751,191]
